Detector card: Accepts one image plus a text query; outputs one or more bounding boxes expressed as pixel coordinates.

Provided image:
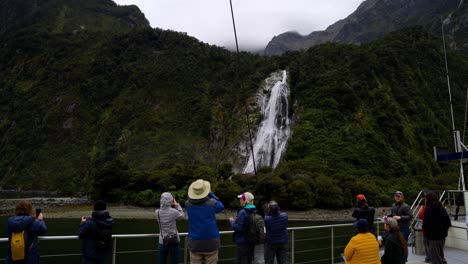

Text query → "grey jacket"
[389,202,412,229]
[156,192,185,244]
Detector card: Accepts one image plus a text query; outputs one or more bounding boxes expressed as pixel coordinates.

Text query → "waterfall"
[243,70,291,173]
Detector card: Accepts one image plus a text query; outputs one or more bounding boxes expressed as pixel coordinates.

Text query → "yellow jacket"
[344,232,381,264]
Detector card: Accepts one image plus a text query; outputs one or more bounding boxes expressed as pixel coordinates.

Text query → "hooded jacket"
[156,192,184,245]
[265,210,288,245]
[6,215,47,264]
[185,192,224,252]
[79,210,115,260]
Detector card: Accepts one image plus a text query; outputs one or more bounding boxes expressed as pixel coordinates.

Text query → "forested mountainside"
[1,0,468,209]
[264,0,466,56]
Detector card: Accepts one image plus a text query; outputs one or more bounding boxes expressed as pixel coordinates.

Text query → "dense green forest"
[1,0,468,209]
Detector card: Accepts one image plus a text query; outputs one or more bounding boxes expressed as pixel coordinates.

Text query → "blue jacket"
[79,210,114,260]
[6,215,47,264]
[264,211,288,245]
[230,205,256,244]
[185,192,224,252]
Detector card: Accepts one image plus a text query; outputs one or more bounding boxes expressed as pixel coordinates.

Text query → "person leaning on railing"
[343,219,380,264]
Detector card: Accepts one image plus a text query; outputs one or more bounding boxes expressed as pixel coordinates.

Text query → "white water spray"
[243,70,291,173]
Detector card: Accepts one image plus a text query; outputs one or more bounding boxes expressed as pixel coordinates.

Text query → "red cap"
[356,194,366,200]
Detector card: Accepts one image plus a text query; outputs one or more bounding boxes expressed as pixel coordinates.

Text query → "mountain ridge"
[264,0,463,56]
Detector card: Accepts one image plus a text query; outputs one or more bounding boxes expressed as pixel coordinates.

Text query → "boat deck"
[407,246,468,263]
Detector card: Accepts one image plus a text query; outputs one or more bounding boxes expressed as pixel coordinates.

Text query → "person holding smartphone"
[79,200,114,264]
[156,192,184,264]
[6,200,47,263]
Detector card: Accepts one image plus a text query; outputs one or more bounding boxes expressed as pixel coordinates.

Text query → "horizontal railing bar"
[0,224,355,242]
[116,249,158,254]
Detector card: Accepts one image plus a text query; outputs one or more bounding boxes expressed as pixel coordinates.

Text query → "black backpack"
[247,210,265,245]
[94,221,112,251]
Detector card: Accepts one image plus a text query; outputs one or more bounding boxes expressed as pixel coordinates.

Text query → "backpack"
[247,210,265,245]
[10,230,31,262]
[94,221,112,251]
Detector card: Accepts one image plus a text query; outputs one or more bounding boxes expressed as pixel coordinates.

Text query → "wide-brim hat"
[188,179,211,199]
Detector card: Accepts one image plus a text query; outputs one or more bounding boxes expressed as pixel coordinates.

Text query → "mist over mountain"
[1,0,468,208]
[264,0,465,56]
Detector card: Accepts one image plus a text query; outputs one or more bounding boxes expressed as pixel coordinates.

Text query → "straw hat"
[188,179,211,199]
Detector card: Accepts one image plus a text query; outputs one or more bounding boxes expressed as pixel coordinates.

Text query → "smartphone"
[36,208,41,217]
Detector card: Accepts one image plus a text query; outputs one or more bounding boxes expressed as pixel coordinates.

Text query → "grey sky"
[113,0,365,51]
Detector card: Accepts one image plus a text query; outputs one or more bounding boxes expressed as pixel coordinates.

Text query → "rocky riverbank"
[0,197,386,221]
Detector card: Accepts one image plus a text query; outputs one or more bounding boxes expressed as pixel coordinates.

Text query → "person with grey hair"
[156,192,184,264]
[380,217,407,264]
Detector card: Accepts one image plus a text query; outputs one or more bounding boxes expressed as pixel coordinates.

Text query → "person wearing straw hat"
[185,179,224,264]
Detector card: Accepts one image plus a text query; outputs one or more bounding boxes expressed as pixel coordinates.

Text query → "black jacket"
[423,204,451,240]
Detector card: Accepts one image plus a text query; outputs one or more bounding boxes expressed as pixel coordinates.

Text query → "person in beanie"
[352,194,376,234]
[344,219,380,264]
[185,179,224,264]
[156,192,184,264]
[264,201,288,264]
[388,191,412,242]
[423,192,451,264]
[380,217,407,264]
[79,200,115,264]
[6,200,47,264]
[229,192,257,264]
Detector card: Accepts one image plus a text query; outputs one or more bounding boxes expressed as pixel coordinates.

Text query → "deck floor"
[407,246,468,264]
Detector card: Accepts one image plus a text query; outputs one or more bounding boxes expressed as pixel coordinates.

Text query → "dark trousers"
[158,243,181,264]
[428,239,447,264]
[423,234,431,262]
[236,243,254,264]
[264,243,288,264]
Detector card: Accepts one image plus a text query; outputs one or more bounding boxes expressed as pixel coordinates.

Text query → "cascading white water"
[243,70,291,173]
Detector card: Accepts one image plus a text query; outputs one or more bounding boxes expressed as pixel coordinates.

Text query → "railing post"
[291,230,295,264]
[112,237,117,264]
[331,226,334,264]
[184,235,188,264]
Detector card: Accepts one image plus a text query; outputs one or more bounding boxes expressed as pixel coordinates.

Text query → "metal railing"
[0,223,359,264]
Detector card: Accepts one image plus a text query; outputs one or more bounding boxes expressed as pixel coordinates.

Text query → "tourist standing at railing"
[79,200,114,264]
[229,192,259,264]
[423,192,452,264]
[264,201,288,264]
[344,219,380,264]
[418,202,431,263]
[388,191,412,242]
[6,200,47,264]
[185,179,224,264]
[352,194,376,235]
[380,217,407,264]
[156,192,184,264]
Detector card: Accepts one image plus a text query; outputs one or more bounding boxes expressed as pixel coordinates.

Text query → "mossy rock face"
[1,1,467,208]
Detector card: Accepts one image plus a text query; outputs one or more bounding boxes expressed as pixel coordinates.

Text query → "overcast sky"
[113,0,365,52]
